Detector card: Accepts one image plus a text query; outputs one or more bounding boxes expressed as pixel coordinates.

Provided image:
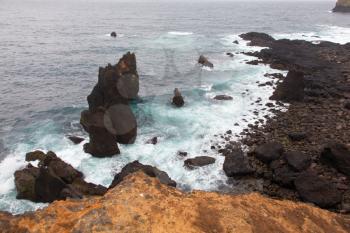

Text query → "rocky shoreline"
[216,32,350,213]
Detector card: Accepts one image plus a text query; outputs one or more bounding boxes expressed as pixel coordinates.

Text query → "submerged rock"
[110,32,117,37]
[198,55,214,68]
[226,52,234,57]
[81,52,139,157]
[172,88,185,107]
[213,95,233,101]
[253,142,284,163]
[333,0,350,12]
[109,161,176,188]
[223,149,253,177]
[15,151,107,203]
[67,136,85,145]
[146,137,158,145]
[321,142,350,176]
[184,156,215,169]
[294,171,342,208]
[270,71,305,102]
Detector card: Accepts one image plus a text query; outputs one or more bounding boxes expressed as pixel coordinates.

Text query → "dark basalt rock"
[226,52,234,57]
[25,150,46,162]
[284,151,311,172]
[239,32,275,47]
[15,151,107,203]
[81,52,139,157]
[110,32,117,37]
[270,160,299,187]
[146,137,158,145]
[246,60,259,65]
[233,40,239,44]
[177,151,188,157]
[172,88,185,107]
[214,95,233,101]
[253,142,284,163]
[294,171,342,208]
[270,71,305,102]
[333,0,350,12]
[288,132,307,141]
[67,136,85,145]
[344,101,350,110]
[198,55,214,68]
[109,161,176,188]
[184,156,216,169]
[321,142,350,176]
[223,149,253,177]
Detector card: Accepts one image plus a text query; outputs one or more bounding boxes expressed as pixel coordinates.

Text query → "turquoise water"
[0,0,350,214]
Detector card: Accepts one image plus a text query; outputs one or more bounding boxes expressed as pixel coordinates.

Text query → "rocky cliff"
[333,0,350,12]
[1,172,349,233]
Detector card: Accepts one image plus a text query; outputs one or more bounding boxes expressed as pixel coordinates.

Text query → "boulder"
[270,71,305,102]
[15,151,107,203]
[81,52,139,157]
[239,32,275,47]
[321,142,350,176]
[288,132,307,141]
[146,137,158,145]
[110,32,117,37]
[25,150,46,162]
[223,149,253,177]
[226,52,234,57]
[184,156,215,169]
[198,55,214,68]
[214,95,233,101]
[294,171,342,208]
[233,40,239,44]
[109,161,176,188]
[333,0,350,12]
[67,136,85,145]
[344,101,350,110]
[270,160,299,187]
[172,88,185,107]
[253,142,284,163]
[284,151,311,171]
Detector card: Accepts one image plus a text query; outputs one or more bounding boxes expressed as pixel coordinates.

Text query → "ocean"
[0,0,349,214]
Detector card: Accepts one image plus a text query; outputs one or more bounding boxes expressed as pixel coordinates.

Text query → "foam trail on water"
[168,31,194,36]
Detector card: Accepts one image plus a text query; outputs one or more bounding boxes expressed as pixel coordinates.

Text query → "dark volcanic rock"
[246,60,259,65]
[109,161,176,188]
[146,137,158,145]
[288,132,307,141]
[253,142,284,163]
[270,71,305,102]
[321,142,350,176]
[172,88,185,107]
[15,151,107,203]
[67,136,85,145]
[333,1,350,12]
[271,161,299,187]
[223,149,253,177]
[284,151,311,171]
[226,52,234,57]
[294,171,342,208]
[198,55,214,68]
[81,52,139,157]
[184,156,216,169]
[110,32,117,37]
[239,32,275,47]
[214,95,233,101]
[25,150,46,162]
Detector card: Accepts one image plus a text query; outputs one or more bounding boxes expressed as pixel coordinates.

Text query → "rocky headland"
[333,0,350,12]
[1,172,349,233]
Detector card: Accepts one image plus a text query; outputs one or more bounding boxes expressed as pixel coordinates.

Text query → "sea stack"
[80,52,139,157]
[333,0,350,12]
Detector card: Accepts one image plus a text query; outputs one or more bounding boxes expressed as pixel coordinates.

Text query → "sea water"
[0,0,349,214]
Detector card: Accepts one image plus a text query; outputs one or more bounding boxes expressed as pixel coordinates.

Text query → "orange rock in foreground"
[0,172,349,233]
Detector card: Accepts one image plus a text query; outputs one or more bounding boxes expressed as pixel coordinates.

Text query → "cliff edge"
[0,172,349,233]
[333,0,350,12]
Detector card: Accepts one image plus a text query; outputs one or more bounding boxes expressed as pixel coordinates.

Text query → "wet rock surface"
[15,151,107,203]
[67,136,85,145]
[213,95,233,101]
[172,88,185,107]
[81,52,139,157]
[223,149,253,177]
[184,156,216,169]
[198,55,214,68]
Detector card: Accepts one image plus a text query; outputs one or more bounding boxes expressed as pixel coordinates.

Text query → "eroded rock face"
[81,52,139,157]
[109,161,176,188]
[2,172,350,233]
[333,0,350,12]
[15,151,107,203]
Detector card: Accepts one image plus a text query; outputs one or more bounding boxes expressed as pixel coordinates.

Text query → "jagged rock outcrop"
[1,172,350,233]
[270,71,305,102]
[198,55,214,68]
[81,52,139,157]
[15,151,107,203]
[333,0,350,12]
[172,88,185,107]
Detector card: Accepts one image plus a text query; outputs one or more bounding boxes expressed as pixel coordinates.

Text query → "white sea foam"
[168,31,193,36]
